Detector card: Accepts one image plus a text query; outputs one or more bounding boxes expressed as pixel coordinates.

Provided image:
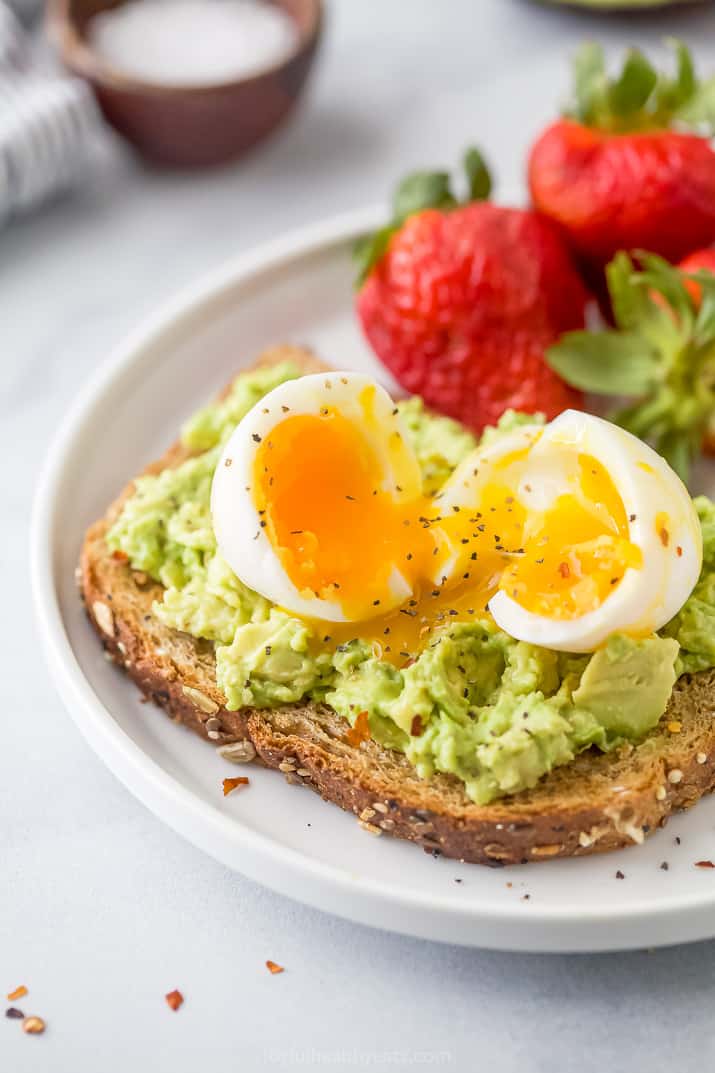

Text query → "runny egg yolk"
[252,408,433,620]
[498,456,642,620]
[254,414,643,665]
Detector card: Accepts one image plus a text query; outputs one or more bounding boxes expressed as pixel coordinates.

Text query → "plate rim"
[30,205,715,952]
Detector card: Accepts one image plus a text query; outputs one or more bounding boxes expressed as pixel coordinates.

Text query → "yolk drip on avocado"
[254,411,643,665]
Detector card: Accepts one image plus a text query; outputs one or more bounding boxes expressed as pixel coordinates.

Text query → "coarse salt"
[88,0,299,87]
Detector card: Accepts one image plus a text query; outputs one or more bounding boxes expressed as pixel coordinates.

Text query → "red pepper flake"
[659,527,670,548]
[676,546,683,557]
[410,715,424,737]
[346,710,370,747]
[266,960,284,975]
[695,860,715,868]
[165,990,184,1011]
[6,986,27,1002]
[558,562,570,579]
[111,549,129,562]
[222,776,250,796]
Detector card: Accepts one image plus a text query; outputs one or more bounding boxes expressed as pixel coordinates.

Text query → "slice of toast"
[80,345,715,865]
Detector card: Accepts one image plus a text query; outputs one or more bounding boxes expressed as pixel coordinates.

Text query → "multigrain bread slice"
[80,345,715,866]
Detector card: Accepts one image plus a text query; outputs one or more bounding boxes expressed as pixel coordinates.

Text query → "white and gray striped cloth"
[0,0,103,224]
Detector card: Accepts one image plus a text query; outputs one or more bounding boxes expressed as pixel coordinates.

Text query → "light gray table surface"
[5,1,715,1069]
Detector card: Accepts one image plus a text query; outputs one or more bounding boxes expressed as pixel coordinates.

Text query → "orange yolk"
[499,456,642,619]
[252,409,433,620]
[254,415,643,664]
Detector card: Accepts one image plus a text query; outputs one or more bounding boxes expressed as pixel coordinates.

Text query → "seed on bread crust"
[359,820,382,836]
[92,601,114,637]
[531,843,561,857]
[181,686,219,715]
[668,769,684,784]
[217,741,256,764]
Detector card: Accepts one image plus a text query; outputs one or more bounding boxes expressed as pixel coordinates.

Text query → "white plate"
[32,208,715,953]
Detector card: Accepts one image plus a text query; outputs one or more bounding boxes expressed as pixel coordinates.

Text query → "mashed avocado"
[107,363,715,804]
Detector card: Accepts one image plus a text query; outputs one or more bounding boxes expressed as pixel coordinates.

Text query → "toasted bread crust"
[80,346,715,865]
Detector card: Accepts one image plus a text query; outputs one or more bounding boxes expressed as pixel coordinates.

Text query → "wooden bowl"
[46,0,323,167]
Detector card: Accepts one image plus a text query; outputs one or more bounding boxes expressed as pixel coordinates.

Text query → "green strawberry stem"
[567,38,715,135]
[546,251,715,484]
[353,147,493,286]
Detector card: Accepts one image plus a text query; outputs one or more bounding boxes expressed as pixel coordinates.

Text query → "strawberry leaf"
[547,251,715,486]
[572,42,606,124]
[607,49,658,119]
[565,38,714,136]
[547,331,661,396]
[463,147,492,202]
[607,252,650,331]
[676,74,715,134]
[353,225,397,287]
[392,171,457,223]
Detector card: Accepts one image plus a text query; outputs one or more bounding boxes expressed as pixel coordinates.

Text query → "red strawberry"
[529,41,715,270]
[355,150,589,433]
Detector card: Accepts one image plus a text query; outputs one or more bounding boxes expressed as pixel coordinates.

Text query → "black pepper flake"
[615,870,625,880]
[454,878,463,884]
[470,552,477,561]
[452,505,461,513]
[281,405,290,412]
[448,609,458,616]
[406,553,413,561]
[346,495,356,501]
[384,627,391,635]
[224,458,233,468]
[400,608,417,617]
[463,688,469,698]
[290,529,303,535]
[676,836,681,845]
[265,646,272,655]
[252,433,261,442]
[259,520,267,528]
[610,577,620,585]
[373,599,381,606]
[660,861,669,871]
[629,514,636,522]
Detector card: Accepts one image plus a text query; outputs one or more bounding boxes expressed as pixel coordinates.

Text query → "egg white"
[210,372,422,622]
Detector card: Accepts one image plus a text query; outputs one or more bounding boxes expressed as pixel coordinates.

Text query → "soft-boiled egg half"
[211,374,702,656]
